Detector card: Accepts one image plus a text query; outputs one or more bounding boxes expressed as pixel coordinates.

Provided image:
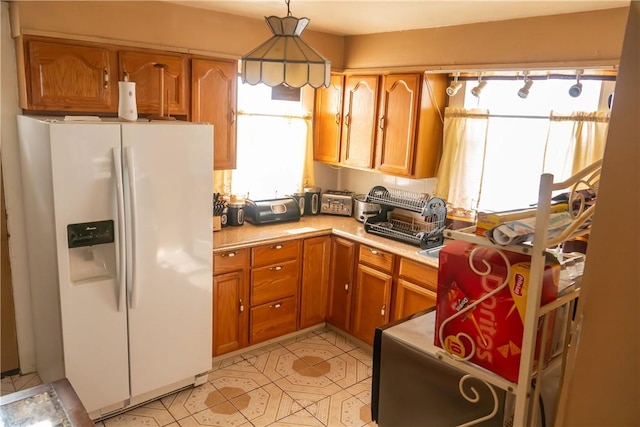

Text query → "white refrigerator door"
[122,123,213,398]
[49,123,130,413]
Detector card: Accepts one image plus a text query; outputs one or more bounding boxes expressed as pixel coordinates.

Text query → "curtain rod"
[458,74,616,82]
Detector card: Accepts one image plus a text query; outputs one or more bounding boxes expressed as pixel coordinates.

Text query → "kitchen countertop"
[213,215,440,268]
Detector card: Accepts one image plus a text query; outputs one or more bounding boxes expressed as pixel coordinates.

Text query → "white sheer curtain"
[542,111,610,182]
[434,107,490,214]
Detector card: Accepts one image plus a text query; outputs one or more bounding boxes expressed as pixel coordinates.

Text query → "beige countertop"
[213,215,439,268]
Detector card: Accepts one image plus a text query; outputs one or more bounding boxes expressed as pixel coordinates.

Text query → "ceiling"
[169,0,630,36]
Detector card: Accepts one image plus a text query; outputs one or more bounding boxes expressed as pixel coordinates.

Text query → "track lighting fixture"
[517,73,533,98]
[446,72,463,96]
[471,77,487,98]
[569,70,583,97]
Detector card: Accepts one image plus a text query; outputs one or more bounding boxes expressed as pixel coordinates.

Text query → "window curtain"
[213,113,313,200]
[434,107,490,215]
[542,111,609,182]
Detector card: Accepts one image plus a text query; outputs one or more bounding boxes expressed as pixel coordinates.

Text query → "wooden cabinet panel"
[119,50,189,115]
[398,258,438,291]
[192,58,238,170]
[213,271,247,356]
[341,75,379,168]
[251,240,301,267]
[299,236,331,329]
[351,264,392,345]
[392,278,437,321]
[358,245,395,273]
[23,38,117,112]
[251,259,299,306]
[326,237,356,332]
[250,296,297,344]
[213,248,249,276]
[376,74,421,176]
[313,74,344,164]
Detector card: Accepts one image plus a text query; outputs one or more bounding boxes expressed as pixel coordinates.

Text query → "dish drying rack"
[363,186,447,249]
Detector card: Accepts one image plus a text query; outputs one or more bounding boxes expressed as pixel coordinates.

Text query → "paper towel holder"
[118,77,138,122]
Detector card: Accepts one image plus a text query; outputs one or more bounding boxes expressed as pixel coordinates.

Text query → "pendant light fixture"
[517,71,533,98]
[471,74,487,98]
[446,72,463,96]
[569,70,583,97]
[241,0,331,89]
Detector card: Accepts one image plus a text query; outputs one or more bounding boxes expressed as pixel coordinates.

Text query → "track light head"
[569,73,583,97]
[446,81,463,96]
[471,80,487,98]
[518,79,533,98]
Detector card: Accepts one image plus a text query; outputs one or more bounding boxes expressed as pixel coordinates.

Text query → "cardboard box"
[434,240,560,383]
[475,204,568,237]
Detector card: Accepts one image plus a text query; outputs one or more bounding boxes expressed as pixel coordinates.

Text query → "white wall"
[0,1,36,373]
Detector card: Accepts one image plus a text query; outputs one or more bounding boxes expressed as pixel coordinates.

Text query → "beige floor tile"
[207,363,271,400]
[211,355,245,371]
[321,352,369,389]
[345,378,372,406]
[11,373,42,391]
[161,382,226,421]
[243,346,299,382]
[177,401,250,426]
[240,342,286,359]
[278,331,324,347]
[230,382,302,427]
[307,389,372,427]
[314,330,359,352]
[1,377,15,395]
[346,347,373,368]
[283,341,345,363]
[102,400,177,426]
[274,368,342,408]
[268,408,325,427]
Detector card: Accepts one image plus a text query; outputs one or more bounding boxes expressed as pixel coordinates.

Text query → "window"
[438,75,612,214]
[230,80,312,200]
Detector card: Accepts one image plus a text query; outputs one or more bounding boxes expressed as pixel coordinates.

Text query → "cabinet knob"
[344,114,350,126]
[231,109,236,125]
[239,299,244,313]
[221,251,237,258]
[379,116,385,130]
[335,112,341,125]
[271,244,283,250]
[370,249,379,255]
[381,304,386,316]
[270,302,282,309]
[269,266,283,271]
[103,68,109,89]
[344,283,349,292]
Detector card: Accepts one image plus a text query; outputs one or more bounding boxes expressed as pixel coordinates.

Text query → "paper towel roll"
[118,81,138,121]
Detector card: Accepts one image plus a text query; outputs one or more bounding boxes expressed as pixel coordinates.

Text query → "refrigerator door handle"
[112,147,126,312]
[125,146,139,310]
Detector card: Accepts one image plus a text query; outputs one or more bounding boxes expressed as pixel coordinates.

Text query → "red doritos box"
[434,240,560,383]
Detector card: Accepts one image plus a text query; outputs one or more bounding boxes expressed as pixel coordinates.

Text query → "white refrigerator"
[17,115,213,419]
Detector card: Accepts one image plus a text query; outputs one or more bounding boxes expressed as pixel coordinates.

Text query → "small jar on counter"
[227,202,245,226]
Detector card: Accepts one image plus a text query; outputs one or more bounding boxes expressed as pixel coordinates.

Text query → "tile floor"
[2,327,378,427]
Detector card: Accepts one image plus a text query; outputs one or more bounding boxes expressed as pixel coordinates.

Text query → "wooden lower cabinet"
[250,296,297,344]
[299,236,331,329]
[393,257,438,321]
[351,264,392,345]
[326,237,356,332]
[212,248,250,357]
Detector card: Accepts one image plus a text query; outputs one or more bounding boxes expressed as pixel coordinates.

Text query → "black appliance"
[244,198,301,225]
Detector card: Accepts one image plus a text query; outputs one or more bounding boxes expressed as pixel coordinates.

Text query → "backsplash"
[330,167,437,196]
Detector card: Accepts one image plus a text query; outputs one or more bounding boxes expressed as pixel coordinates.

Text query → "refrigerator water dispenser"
[67,220,116,283]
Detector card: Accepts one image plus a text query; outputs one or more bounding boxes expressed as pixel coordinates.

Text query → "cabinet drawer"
[358,245,395,273]
[213,248,249,275]
[250,296,297,344]
[398,258,438,291]
[251,240,300,267]
[251,259,299,305]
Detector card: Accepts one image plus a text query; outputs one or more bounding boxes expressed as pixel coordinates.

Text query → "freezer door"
[122,123,213,398]
[49,123,130,414]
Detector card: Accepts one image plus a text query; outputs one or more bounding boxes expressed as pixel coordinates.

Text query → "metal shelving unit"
[435,160,601,427]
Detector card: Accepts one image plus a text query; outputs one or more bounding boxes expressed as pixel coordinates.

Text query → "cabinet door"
[392,279,437,321]
[192,58,238,170]
[376,74,421,176]
[23,38,117,112]
[341,75,379,169]
[351,264,392,345]
[119,50,189,115]
[213,270,248,356]
[313,74,344,164]
[326,237,356,332]
[299,236,331,329]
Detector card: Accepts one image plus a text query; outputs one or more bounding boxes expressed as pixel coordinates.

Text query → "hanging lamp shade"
[241,15,331,89]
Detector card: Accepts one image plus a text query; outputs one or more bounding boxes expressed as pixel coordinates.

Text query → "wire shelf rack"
[365,186,430,213]
[365,218,434,246]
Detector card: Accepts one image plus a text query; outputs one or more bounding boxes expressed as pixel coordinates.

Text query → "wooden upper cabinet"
[341,75,379,169]
[376,74,421,176]
[119,50,189,116]
[21,38,118,112]
[412,73,447,178]
[191,58,238,170]
[313,74,344,164]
